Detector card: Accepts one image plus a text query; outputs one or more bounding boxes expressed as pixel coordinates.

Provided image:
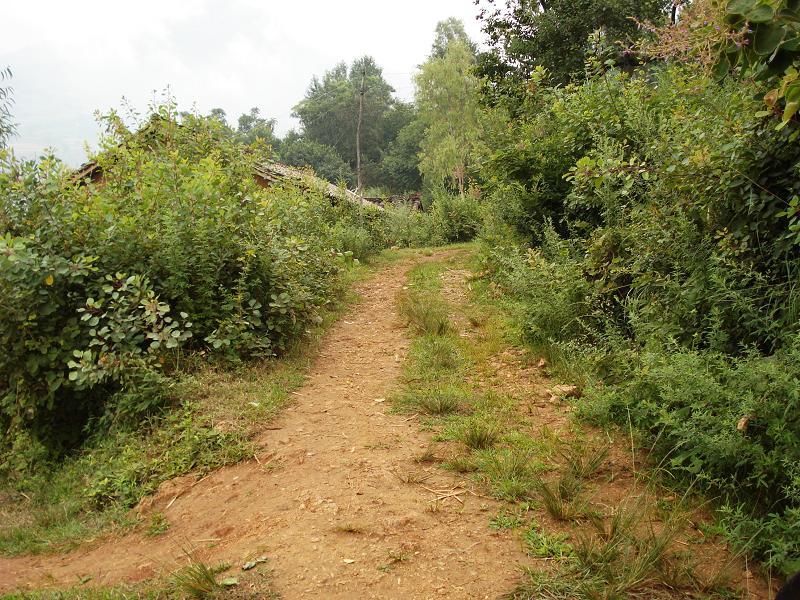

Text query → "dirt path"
[0,252,526,598]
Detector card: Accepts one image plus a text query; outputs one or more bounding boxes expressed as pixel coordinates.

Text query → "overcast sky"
[2,0,485,166]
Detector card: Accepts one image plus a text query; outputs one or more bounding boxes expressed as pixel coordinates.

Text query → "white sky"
[2,0,485,165]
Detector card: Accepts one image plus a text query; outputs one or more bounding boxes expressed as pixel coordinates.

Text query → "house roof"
[252,161,375,208]
[74,157,378,209]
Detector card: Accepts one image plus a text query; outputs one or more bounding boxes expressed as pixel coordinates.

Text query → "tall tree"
[292,57,397,186]
[207,107,228,127]
[279,131,354,186]
[476,0,670,90]
[0,67,16,149]
[415,30,482,196]
[235,107,280,148]
[378,117,425,193]
[431,17,478,58]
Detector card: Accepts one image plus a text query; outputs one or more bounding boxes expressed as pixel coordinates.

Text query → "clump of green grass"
[458,420,499,450]
[476,448,545,501]
[398,291,451,335]
[507,495,712,599]
[443,455,478,473]
[414,385,470,415]
[534,478,591,522]
[145,511,170,537]
[524,525,575,560]
[558,441,609,483]
[406,335,464,382]
[489,509,526,530]
[172,556,223,599]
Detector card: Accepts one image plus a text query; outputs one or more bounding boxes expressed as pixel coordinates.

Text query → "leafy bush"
[478,35,800,573]
[430,191,482,242]
[0,107,392,468]
[383,202,444,247]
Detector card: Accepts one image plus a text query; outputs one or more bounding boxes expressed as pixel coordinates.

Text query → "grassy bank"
[392,250,761,598]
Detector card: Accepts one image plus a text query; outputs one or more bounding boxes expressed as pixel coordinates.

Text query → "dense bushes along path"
[0,249,778,598]
[0,250,524,598]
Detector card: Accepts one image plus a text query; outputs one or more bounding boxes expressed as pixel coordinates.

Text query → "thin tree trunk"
[356,66,366,192]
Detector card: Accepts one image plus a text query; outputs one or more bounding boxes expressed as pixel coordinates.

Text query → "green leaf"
[746,3,775,23]
[713,55,732,81]
[782,35,800,52]
[727,0,757,15]
[754,23,786,56]
[785,82,800,103]
[783,99,800,122]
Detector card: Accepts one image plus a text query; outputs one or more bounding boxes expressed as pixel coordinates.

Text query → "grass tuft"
[172,555,222,599]
[145,512,170,537]
[457,420,499,450]
[413,386,468,415]
[398,292,451,336]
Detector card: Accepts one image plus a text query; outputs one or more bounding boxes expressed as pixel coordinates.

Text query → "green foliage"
[278,134,354,186]
[292,57,401,180]
[430,17,478,59]
[172,556,222,599]
[375,118,424,193]
[429,191,482,242]
[579,345,800,574]
[479,17,800,574]
[524,526,575,560]
[416,34,482,195]
[398,290,452,335]
[410,385,466,415]
[476,0,670,93]
[457,419,500,450]
[714,0,800,130]
[0,106,392,469]
[235,106,280,148]
[489,509,526,530]
[0,66,15,148]
[382,202,444,247]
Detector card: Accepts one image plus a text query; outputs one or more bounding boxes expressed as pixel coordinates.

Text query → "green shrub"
[0,108,390,467]
[383,202,444,247]
[579,344,800,574]
[429,191,482,243]
[478,57,800,573]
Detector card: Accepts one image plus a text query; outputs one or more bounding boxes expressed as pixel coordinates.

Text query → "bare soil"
[0,252,526,598]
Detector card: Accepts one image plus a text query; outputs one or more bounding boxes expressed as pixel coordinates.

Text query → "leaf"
[765,88,780,107]
[754,23,785,56]
[783,99,800,122]
[44,274,54,286]
[782,35,800,51]
[786,82,800,104]
[242,556,269,571]
[713,55,732,81]
[727,0,757,15]
[746,2,775,23]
